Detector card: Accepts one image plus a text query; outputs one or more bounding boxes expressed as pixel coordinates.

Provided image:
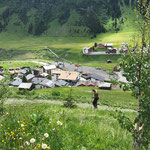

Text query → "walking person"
[92,88,99,109]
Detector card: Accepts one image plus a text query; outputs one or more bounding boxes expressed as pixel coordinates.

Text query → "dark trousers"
[92,98,99,108]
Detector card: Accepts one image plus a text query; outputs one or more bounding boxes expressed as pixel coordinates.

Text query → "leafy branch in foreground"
[114,1,150,150]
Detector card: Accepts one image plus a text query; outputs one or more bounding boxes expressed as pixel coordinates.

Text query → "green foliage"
[0,103,135,149]
[51,91,60,97]
[0,0,135,36]
[63,88,77,108]
[115,1,150,149]
[22,75,27,83]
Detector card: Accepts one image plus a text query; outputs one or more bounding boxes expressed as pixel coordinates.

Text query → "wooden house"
[97,43,105,49]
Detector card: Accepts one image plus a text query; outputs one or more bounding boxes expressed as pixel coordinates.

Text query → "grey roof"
[10,78,22,86]
[89,74,105,82]
[40,73,49,77]
[43,65,56,70]
[55,80,69,87]
[19,69,27,74]
[40,79,54,88]
[98,82,112,90]
[31,77,46,84]
[26,74,35,81]
[18,83,33,89]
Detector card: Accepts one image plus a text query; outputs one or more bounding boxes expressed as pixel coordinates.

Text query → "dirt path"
[5,99,136,112]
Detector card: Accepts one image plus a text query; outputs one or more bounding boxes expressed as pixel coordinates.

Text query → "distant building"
[84,73,105,82]
[10,77,22,87]
[55,80,69,87]
[104,43,113,49]
[106,48,117,54]
[9,68,20,74]
[18,83,35,91]
[120,43,128,54]
[51,70,80,82]
[42,65,56,74]
[83,47,94,54]
[98,82,112,90]
[26,74,35,82]
[97,43,105,49]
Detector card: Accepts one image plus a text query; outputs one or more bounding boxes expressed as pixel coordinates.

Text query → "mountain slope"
[0,0,136,36]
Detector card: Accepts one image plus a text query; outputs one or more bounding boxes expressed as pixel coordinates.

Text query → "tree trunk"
[134,139,140,150]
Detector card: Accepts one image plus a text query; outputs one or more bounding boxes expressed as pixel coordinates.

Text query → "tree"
[22,75,27,83]
[114,1,150,150]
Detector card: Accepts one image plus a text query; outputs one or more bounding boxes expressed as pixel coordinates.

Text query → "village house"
[119,43,128,54]
[98,82,112,90]
[83,47,94,54]
[76,80,100,87]
[97,43,105,49]
[40,73,49,77]
[51,70,80,84]
[31,69,40,76]
[40,79,55,88]
[31,77,46,89]
[106,48,117,54]
[10,77,22,87]
[25,74,35,82]
[84,73,105,82]
[42,65,56,74]
[9,68,20,74]
[55,80,69,87]
[104,43,113,49]
[18,83,35,91]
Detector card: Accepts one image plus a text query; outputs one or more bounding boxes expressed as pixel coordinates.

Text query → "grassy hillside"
[0,103,136,149]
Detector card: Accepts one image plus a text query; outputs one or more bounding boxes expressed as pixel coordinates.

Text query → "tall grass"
[0,103,135,150]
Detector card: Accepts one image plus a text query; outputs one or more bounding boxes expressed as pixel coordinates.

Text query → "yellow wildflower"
[47,146,50,149]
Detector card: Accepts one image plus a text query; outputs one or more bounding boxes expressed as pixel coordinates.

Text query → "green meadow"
[0,103,136,150]
[9,87,136,110]
[0,30,135,70]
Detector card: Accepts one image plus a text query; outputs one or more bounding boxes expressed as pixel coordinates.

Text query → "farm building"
[42,65,56,74]
[9,68,20,74]
[104,43,113,48]
[97,43,105,49]
[98,82,112,90]
[83,47,94,54]
[18,83,35,91]
[10,77,22,87]
[51,70,80,82]
[26,74,35,82]
[106,48,117,54]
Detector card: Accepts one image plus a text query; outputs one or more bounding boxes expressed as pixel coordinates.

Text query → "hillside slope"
[0,0,136,36]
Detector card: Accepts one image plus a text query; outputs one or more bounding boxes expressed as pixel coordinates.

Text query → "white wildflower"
[21,124,24,127]
[41,143,47,149]
[30,138,36,143]
[25,141,30,145]
[53,128,56,131]
[57,120,63,126]
[44,133,49,138]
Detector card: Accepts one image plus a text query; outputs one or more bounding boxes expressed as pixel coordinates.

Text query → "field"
[8,87,137,110]
[0,61,41,69]
[0,30,135,71]
[0,103,136,150]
